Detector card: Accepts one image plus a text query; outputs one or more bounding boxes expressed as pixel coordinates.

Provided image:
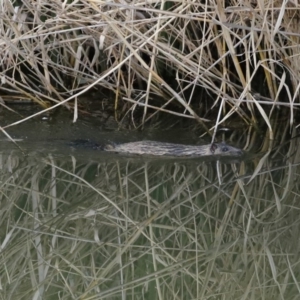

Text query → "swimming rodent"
[104,141,243,157]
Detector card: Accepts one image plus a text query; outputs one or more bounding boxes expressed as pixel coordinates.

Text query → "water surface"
[0,108,299,299]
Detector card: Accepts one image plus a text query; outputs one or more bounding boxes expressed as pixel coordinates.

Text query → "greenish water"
[0,143,299,299]
[0,106,300,299]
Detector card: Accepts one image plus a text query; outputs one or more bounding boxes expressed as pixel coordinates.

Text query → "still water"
[0,112,299,299]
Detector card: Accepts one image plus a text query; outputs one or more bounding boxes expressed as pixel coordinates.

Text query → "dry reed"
[0,0,299,130]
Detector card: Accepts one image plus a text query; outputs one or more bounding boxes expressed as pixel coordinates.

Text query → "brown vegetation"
[0,0,300,131]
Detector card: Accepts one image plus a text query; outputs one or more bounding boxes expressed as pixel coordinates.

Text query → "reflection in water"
[0,148,300,299]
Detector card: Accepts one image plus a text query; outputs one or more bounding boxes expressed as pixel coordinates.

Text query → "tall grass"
[1,0,299,129]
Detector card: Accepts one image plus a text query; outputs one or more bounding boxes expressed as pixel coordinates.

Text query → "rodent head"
[211,143,243,156]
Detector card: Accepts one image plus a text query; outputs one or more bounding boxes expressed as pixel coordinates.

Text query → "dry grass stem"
[0,1,298,128]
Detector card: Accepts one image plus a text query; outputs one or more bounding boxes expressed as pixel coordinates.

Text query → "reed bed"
[1,0,300,129]
[0,143,299,299]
